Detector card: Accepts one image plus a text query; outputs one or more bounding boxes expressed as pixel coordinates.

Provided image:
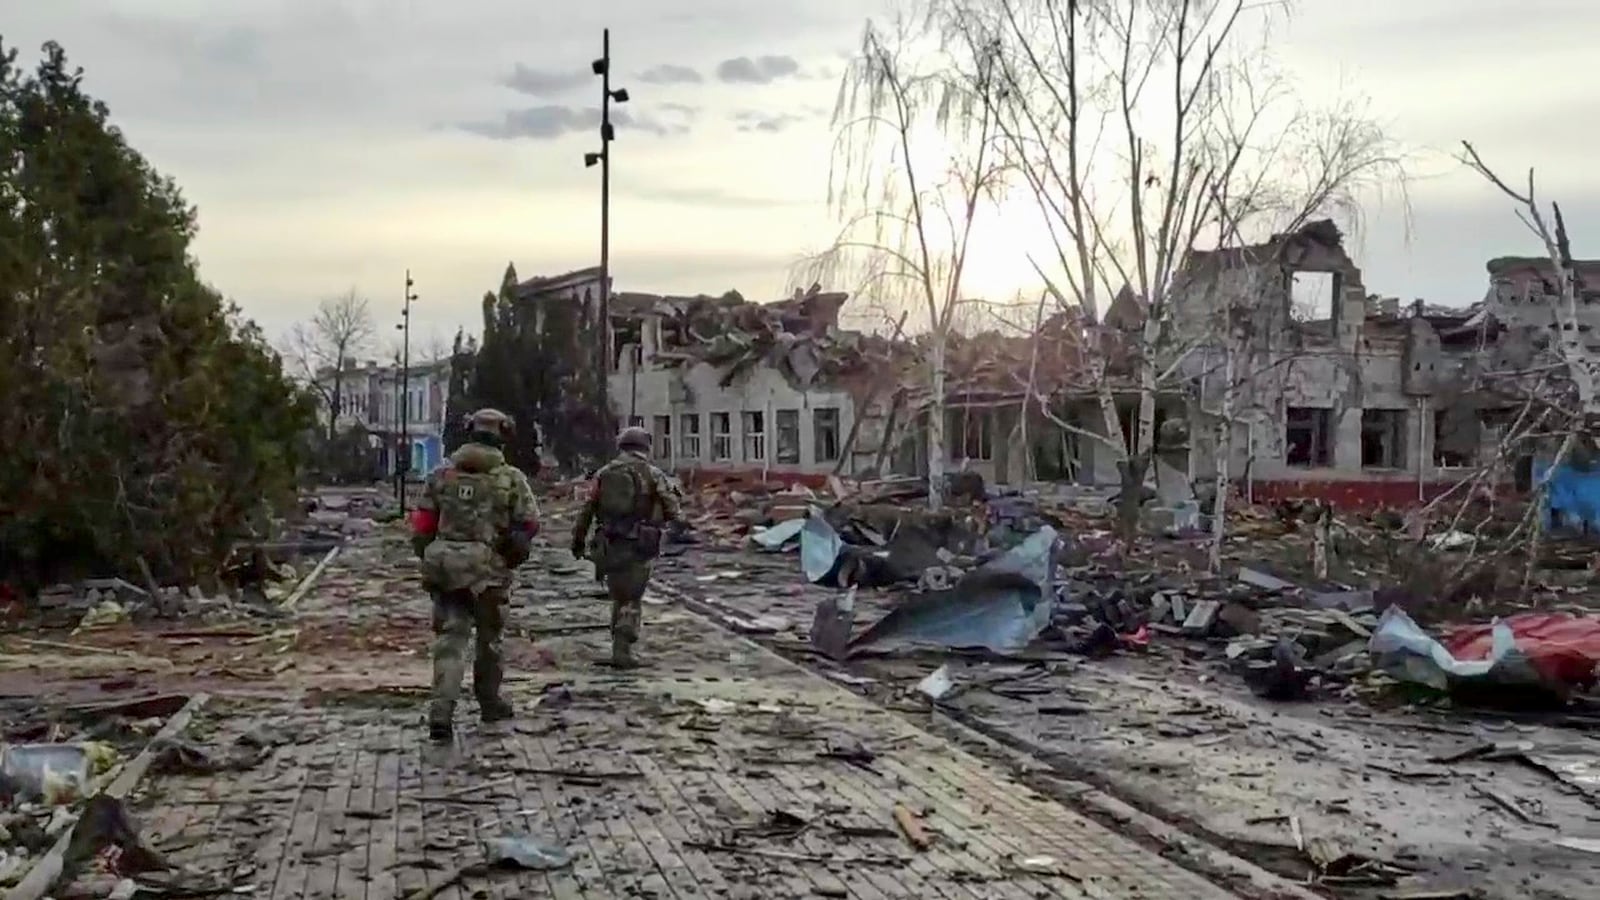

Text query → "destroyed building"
[505,267,1097,485]
[502,230,1580,507]
[1171,221,1588,508]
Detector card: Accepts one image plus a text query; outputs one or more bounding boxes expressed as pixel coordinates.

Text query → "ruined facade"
[505,268,1087,486]
[1171,222,1566,508]
[603,288,871,482]
[503,234,1578,505]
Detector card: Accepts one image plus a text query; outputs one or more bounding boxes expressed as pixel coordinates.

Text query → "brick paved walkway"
[128,540,1241,899]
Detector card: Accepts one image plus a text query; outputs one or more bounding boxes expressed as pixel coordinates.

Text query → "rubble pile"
[3,488,384,634]
[0,697,273,893]
[620,285,897,390]
[542,452,1600,716]
[619,281,1096,405]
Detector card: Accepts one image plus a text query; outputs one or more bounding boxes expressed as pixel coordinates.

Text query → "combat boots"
[610,637,642,669]
[427,705,454,742]
[479,695,514,722]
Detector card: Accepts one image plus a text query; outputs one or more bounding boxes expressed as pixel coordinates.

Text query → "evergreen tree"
[441,269,615,477]
[0,40,317,592]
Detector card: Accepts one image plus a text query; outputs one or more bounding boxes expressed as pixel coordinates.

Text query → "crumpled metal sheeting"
[848,526,1061,655]
[1369,605,1536,692]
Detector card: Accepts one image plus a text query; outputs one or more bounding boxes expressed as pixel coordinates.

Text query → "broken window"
[775,409,801,464]
[741,411,766,462]
[1116,406,1169,454]
[946,407,994,462]
[1289,271,1337,321]
[679,414,701,460]
[610,317,642,371]
[1432,409,1478,468]
[711,412,732,461]
[660,318,686,349]
[1361,409,1407,469]
[1478,407,1515,430]
[813,407,841,462]
[652,415,672,461]
[1285,407,1332,467]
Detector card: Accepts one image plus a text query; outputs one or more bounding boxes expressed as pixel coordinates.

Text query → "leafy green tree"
[0,40,318,593]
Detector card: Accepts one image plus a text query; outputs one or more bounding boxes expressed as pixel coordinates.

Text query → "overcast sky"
[3,0,1596,348]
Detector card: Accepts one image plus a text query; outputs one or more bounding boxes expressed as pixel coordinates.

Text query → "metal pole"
[598,27,612,428]
[398,270,415,513]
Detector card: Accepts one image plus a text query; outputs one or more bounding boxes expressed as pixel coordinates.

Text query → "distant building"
[501,233,1584,509]
[315,357,452,477]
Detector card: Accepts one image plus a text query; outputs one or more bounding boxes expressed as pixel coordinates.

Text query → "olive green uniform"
[412,438,538,734]
[570,448,680,666]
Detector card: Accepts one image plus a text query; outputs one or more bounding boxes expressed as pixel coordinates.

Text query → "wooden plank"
[6,692,210,900]
[360,733,402,900]
[283,545,341,611]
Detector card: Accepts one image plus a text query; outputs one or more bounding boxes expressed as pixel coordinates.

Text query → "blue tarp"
[1536,459,1600,532]
[848,526,1060,655]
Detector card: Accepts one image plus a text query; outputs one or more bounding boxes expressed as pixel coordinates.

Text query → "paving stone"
[125,538,1238,899]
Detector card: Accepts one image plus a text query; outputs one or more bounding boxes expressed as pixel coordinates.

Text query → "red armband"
[410,508,439,536]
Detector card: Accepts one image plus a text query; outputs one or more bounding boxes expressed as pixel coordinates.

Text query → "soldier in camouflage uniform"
[411,408,540,741]
[570,426,681,668]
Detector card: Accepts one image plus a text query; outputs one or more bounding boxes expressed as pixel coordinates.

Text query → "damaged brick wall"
[1171,221,1495,506]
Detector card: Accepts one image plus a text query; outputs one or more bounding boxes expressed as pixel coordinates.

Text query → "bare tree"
[1458,142,1595,600]
[283,289,376,439]
[800,18,1009,511]
[930,0,1405,542]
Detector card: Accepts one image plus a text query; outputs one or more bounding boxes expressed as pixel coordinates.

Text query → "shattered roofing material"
[614,284,890,390]
[604,283,1104,403]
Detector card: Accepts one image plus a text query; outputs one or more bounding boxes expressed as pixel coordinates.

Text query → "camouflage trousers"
[604,562,651,645]
[428,587,508,722]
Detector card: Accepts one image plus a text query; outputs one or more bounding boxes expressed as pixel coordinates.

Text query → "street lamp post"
[396,270,417,512]
[587,28,628,431]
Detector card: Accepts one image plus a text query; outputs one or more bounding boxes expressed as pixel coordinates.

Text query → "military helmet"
[617,426,652,452]
[466,408,515,441]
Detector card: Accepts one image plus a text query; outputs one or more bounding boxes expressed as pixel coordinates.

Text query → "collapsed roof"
[611,284,897,389]
[608,284,1100,405]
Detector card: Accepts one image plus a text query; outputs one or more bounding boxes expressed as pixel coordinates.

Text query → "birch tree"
[806,19,1009,511]
[932,0,1404,542]
[1459,142,1595,599]
[284,288,376,440]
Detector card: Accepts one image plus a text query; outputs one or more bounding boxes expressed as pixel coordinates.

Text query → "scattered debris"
[892,804,932,850]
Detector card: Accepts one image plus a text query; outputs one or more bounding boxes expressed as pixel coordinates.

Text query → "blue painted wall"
[413,435,444,475]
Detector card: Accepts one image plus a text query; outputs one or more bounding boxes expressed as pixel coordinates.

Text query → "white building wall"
[607,357,861,478]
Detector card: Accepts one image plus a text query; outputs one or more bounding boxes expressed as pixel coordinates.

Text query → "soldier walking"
[570,427,681,668]
[410,408,540,741]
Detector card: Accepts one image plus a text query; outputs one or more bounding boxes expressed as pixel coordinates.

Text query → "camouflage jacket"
[412,442,539,594]
[571,451,681,551]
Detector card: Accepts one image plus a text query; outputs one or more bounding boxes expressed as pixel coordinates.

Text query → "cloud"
[501,63,590,97]
[620,184,798,209]
[638,64,702,85]
[715,55,801,85]
[458,106,677,140]
[732,110,808,134]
